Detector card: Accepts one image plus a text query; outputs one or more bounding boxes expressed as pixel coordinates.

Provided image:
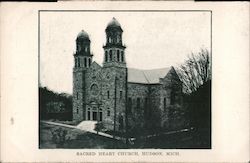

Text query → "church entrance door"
[92,112,97,121]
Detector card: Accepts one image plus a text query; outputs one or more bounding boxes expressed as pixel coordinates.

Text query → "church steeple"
[73,30,93,121]
[74,30,93,69]
[103,18,126,67]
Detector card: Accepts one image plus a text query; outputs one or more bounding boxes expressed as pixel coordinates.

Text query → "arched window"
[85,47,88,52]
[117,50,120,62]
[107,91,110,99]
[109,37,112,43]
[88,58,91,67]
[121,51,124,62]
[90,84,98,95]
[109,50,112,61]
[84,58,87,67]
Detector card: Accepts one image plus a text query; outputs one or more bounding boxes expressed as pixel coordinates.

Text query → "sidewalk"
[40,120,122,140]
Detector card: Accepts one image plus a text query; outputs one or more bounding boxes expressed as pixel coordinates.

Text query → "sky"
[40,11,211,94]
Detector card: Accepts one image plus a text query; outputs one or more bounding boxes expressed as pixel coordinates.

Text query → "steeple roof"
[106,17,123,32]
[77,30,89,40]
[107,17,121,28]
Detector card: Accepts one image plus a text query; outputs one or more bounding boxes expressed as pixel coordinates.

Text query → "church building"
[73,18,183,132]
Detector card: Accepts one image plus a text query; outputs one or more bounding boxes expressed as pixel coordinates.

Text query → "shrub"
[50,127,71,147]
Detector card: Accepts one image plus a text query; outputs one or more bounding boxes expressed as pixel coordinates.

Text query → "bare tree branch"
[177,48,211,94]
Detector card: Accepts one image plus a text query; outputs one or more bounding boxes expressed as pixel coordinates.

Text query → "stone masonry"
[72,18,184,133]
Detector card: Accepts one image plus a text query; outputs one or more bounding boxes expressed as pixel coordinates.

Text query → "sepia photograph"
[38,11,211,149]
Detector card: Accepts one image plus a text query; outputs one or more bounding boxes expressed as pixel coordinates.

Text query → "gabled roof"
[88,62,175,84]
[128,67,172,84]
[89,61,102,70]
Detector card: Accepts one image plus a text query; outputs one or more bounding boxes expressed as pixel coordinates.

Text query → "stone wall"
[125,67,185,133]
[127,83,149,130]
[159,67,184,130]
[72,68,86,121]
[83,64,127,132]
[73,65,185,133]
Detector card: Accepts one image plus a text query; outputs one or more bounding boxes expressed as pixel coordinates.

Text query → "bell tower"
[75,30,93,69]
[102,18,127,132]
[103,17,126,68]
[73,30,93,121]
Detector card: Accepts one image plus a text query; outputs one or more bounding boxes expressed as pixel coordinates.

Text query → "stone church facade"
[73,18,183,132]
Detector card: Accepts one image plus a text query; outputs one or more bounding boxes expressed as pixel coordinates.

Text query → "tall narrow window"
[117,50,120,62]
[109,50,112,61]
[107,91,110,99]
[77,44,80,52]
[88,58,91,67]
[119,116,124,130]
[121,51,124,62]
[99,109,103,121]
[170,91,176,105]
[84,58,87,67]
[105,51,108,62]
[77,108,79,114]
[78,58,81,67]
[120,91,122,99]
[144,98,148,107]
[87,108,91,120]
[144,98,148,116]
[107,108,110,116]
[137,98,140,108]
[164,98,167,111]
[75,58,77,67]
[117,35,120,43]
[128,98,132,113]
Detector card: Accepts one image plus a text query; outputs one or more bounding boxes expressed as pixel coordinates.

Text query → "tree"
[94,122,105,134]
[177,48,211,94]
[39,86,73,120]
[177,48,211,148]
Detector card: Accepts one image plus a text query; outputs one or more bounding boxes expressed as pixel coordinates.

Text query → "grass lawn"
[39,122,127,149]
